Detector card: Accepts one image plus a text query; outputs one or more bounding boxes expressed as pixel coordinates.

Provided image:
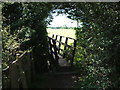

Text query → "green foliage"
[2,2,54,73]
[2,3,23,34]
[2,22,23,70]
[55,2,120,89]
[75,3,120,89]
[2,2,120,88]
[21,3,54,73]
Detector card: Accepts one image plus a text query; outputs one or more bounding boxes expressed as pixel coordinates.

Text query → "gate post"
[71,39,77,66]
[58,36,62,54]
[63,37,68,58]
[52,34,54,39]
[9,63,19,89]
[52,39,59,65]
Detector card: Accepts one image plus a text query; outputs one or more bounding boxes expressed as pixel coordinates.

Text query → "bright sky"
[48,14,77,27]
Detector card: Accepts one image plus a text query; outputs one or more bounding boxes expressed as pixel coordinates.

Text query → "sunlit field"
[47,29,76,38]
[47,29,76,46]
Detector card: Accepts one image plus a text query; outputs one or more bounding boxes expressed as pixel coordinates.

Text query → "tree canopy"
[2,2,120,89]
[55,2,120,88]
[2,2,54,73]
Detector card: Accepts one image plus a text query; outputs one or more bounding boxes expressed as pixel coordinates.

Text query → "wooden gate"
[48,34,77,66]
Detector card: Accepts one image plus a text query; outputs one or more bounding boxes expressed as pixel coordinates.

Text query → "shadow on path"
[32,71,82,88]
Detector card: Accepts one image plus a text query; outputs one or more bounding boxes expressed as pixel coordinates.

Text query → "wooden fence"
[48,34,77,66]
[2,49,36,89]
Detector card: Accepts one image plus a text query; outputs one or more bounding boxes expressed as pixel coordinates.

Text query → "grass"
[47,28,76,45]
[47,28,76,38]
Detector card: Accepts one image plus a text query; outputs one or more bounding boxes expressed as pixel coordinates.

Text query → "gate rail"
[48,34,77,66]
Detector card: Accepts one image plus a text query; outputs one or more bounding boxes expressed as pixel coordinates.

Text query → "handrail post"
[63,37,68,58]
[30,50,36,82]
[52,39,59,65]
[71,39,77,66]
[48,37,55,71]
[9,63,19,89]
[52,34,54,39]
[58,36,62,54]
[48,37,53,55]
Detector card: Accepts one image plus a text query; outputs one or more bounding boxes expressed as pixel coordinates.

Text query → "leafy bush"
[73,3,120,89]
[55,2,120,89]
[2,2,54,73]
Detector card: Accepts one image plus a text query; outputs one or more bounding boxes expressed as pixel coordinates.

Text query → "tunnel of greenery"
[2,2,120,89]
[2,2,54,73]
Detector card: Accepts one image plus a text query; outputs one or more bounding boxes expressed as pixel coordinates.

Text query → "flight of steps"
[49,54,80,76]
[49,65,80,76]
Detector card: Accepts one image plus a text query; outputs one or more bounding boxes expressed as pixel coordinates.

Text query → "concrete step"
[48,70,80,76]
[50,66,80,76]
[56,66,75,72]
[53,71,80,76]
